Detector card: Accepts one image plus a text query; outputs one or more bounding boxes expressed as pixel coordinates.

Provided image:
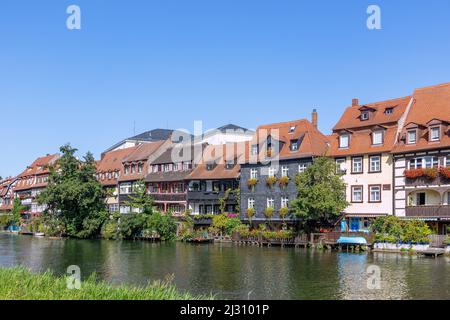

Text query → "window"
[447,192,450,205]
[289,126,296,133]
[351,186,363,203]
[372,130,383,145]
[163,164,170,172]
[248,198,255,209]
[172,163,179,172]
[206,163,215,171]
[251,145,259,155]
[120,206,131,214]
[361,112,369,121]
[250,168,258,179]
[369,185,381,203]
[124,165,130,175]
[173,183,184,193]
[424,156,439,168]
[339,134,349,149]
[268,167,276,177]
[407,130,417,144]
[290,140,299,151]
[225,161,234,170]
[298,163,311,173]
[109,204,119,213]
[183,162,192,171]
[281,197,289,208]
[267,197,274,208]
[430,126,440,141]
[416,192,426,206]
[281,166,289,177]
[138,163,143,173]
[119,183,132,194]
[336,158,346,174]
[384,108,393,115]
[369,155,381,172]
[409,158,422,169]
[352,157,363,173]
[446,156,450,167]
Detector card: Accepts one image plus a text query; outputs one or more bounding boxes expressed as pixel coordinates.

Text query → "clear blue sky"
[1,0,450,177]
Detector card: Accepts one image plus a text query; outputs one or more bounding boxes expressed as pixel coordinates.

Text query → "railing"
[187,191,237,202]
[322,231,375,245]
[406,205,450,218]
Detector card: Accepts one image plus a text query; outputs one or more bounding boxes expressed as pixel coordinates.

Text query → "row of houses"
[1,82,449,233]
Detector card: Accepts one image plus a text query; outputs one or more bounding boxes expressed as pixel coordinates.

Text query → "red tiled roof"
[333,96,411,131]
[14,154,59,191]
[393,82,450,153]
[96,146,139,186]
[245,119,329,162]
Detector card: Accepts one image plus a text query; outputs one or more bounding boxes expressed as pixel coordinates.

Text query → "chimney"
[312,109,318,129]
[352,98,359,107]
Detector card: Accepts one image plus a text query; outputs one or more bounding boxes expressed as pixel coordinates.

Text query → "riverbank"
[0,267,213,300]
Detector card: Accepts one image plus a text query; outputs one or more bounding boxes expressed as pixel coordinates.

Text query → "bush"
[371,216,432,244]
[247,178,258,189]
[101,219,120,240]
[266,176,277,188]
[278,176,289,188]
[279,207,289,221]
[147,212,177,241]
[264,207,274,220]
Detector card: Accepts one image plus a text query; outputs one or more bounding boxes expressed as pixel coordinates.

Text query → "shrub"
[278,176,289,188]
[279,207,289,221]
[439,167,450,179]
[423,168,438,180]
[371,216,432,244]
[246,208,255,220]
[247,178,258,190]
[404,169,424,179]
[266,176,277,188]
[101,219,120,240]
[264,207,275,220]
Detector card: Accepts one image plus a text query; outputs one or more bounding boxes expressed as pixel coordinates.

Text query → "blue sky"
[1,0,450,177]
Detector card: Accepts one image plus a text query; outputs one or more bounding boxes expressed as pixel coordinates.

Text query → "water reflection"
[1,233,450,300]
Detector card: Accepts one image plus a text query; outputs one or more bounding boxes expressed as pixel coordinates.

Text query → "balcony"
[150,193,186,202]
[406,205,450,218]
[187,191,237,202]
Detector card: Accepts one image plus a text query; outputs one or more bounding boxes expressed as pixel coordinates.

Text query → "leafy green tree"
[11,198,25,226]
[38,144,108,238]
[291,157,348,233]
[123,180,154,214]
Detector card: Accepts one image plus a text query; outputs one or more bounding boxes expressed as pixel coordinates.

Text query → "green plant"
[247,178,258,190]
[423,168,438,180]
[266,176,277,188]
[278,176,289,188]
[279,207,289,223]
[371,216,432,244]
[246,208,255,224]
[218,188,232,214]
[264,207,275,221]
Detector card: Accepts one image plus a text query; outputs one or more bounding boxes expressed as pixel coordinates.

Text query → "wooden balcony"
[406,205,450,218]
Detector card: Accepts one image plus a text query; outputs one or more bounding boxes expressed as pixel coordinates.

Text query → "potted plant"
[247,178,258,190]
[246,208,255,225]
[264,207,274,222]
[266,176,277,188]
[278,176,289,189]
[279,207,289,224]
[423,168,438,180]
[404,168,424,179]
[440,166,450,179]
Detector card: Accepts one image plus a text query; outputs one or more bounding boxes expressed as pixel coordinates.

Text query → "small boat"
[337,236,368,246]
[34,232,45,237]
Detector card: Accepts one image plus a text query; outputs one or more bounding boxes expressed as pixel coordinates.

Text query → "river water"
[1,233,449,300]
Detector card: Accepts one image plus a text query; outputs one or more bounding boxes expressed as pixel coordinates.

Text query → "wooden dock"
[417,248,446,258]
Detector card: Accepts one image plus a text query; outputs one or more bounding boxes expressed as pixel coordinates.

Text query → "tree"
[123,180,154,214]
[38,144,108,238]
[291,157,348,233]
[11,198,25,226]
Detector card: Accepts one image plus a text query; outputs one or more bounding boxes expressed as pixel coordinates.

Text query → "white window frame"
[281,197,289,208]
[267,197,274,208]
[339,134,349,149]
[298,163,311,173]
[268,167,276,177]
[119,182,132,194]
[250,168,258,179]
[351,186,363,203]
[372,130,383,145]
[369,185,381,203]
[352,157,363,173]
[336,158,346,174]
[248,198,255,209]
[361,111,369,121]
[430,126,440,141]
[369,155,381,172]
[281,165,289,177]
[407,130,417,144]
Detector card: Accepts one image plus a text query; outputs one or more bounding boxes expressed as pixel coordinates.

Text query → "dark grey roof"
[216,124,252,132]
[127,129,174,142]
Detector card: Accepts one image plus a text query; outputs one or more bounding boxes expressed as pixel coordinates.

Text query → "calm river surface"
[1,232,450,300]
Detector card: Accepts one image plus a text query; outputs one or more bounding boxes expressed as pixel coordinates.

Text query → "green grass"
[0,267,213,300]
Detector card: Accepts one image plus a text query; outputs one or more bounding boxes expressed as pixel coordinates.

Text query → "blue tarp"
[337,237,368,245]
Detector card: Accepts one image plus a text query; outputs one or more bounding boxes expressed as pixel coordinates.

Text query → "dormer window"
[384,108,393,115]
[225,162,234,170]
[430,126,440,141]
[339,134,349,149]
[206,163,215,171]
[289,126,296,133]
[372,130,384,145]
[290,140,299,151]
[251,145,259,156]
[361,111,369,121]
[407,130,417,144]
